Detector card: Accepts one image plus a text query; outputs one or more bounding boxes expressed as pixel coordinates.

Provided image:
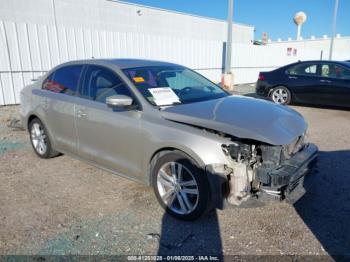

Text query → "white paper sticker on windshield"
[148,87,180,106]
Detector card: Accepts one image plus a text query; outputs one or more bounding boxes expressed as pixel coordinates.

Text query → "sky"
[123,0,350,41]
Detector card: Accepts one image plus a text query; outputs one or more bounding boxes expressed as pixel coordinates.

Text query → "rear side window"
[42,65,83,95]
[286,64,318,76]
[81,65,134,103]
[305,65,317,74]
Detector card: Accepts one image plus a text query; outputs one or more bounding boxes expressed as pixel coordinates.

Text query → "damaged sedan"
[20,59,318,220]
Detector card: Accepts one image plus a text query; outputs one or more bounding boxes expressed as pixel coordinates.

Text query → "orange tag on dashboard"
[133,77,145,83]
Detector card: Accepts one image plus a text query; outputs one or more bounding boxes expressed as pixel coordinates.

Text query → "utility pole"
[225,0,233,74]
[222,0,234,90]
[52,0,61,61]
[329,0,339,60]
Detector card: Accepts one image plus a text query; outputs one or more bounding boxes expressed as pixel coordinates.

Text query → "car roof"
[343,61,350,67]
[61,58,183,70]
[295,60,350,67]
[275,60,350,71]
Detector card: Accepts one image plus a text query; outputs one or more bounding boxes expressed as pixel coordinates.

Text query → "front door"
[318,63,350,107]
[75,65,144,179]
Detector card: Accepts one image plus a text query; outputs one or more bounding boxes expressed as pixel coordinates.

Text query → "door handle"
[77,109,87,118]
[288,76,298,79]
[320,79,332,83]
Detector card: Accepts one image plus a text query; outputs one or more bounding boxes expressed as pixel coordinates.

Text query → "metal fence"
[0,20,347,106]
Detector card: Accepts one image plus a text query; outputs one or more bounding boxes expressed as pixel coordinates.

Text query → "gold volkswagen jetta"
[20,59,318,220]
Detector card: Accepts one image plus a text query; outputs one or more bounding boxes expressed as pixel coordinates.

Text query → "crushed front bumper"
[205,143,318,209]
[258,143,318,203]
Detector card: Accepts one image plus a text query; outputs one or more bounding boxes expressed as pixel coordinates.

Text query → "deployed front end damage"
[160,95,318,208]
[206,134,318,209]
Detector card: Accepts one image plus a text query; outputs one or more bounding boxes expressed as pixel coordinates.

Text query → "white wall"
[0,20,227,105]
[229,42,347,84]
[268,37,350,61]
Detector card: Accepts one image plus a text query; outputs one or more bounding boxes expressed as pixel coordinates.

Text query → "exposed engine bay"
[219,132,315,206]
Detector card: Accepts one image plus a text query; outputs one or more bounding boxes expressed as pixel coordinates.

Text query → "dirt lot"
[1,95,350,258]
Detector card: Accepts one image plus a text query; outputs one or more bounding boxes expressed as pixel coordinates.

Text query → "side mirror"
[106,95,133,108]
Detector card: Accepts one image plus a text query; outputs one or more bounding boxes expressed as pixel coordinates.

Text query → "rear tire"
[151,152,210,221]
[270,86,292,105]
[29,118,60,159]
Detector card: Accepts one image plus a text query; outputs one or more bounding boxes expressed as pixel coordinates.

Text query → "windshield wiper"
[158,101,182,109]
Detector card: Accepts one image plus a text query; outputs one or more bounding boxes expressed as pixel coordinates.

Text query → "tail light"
[258,73,265,81]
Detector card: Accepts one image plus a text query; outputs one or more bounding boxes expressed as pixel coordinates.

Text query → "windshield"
[123,66,228,106]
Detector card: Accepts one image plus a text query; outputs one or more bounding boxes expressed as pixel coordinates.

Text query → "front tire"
[270,86,292,105]
[29,118,60,159]
[151,152,210,221]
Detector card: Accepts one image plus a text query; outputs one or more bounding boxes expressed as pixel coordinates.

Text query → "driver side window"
[81,65,134,103]
[320,64,350,80]
[337,66,350,80]
[166,72,199,90]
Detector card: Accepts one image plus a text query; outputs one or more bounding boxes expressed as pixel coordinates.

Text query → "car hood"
[160,95,307,145]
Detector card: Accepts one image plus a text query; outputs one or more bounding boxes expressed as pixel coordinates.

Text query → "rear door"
[75,65,144,179]
[318,63,350,107]
[285,63,321,104]
[40,64,84,154]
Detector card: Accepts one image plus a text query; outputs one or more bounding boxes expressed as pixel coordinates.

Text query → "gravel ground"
[0,91,350,259]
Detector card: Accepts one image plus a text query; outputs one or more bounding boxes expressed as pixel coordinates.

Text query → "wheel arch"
[27,114,39,130]
[147,146,205,185]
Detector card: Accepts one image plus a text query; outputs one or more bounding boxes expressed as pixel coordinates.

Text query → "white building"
[0,0,255,105]
[0,0,254,43]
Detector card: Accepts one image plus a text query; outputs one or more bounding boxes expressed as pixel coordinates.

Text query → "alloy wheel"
[271,88,289,104]
[157,161,199,215]
[31,122,47,155]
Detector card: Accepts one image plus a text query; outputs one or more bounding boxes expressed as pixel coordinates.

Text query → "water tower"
[294,11,307,40]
